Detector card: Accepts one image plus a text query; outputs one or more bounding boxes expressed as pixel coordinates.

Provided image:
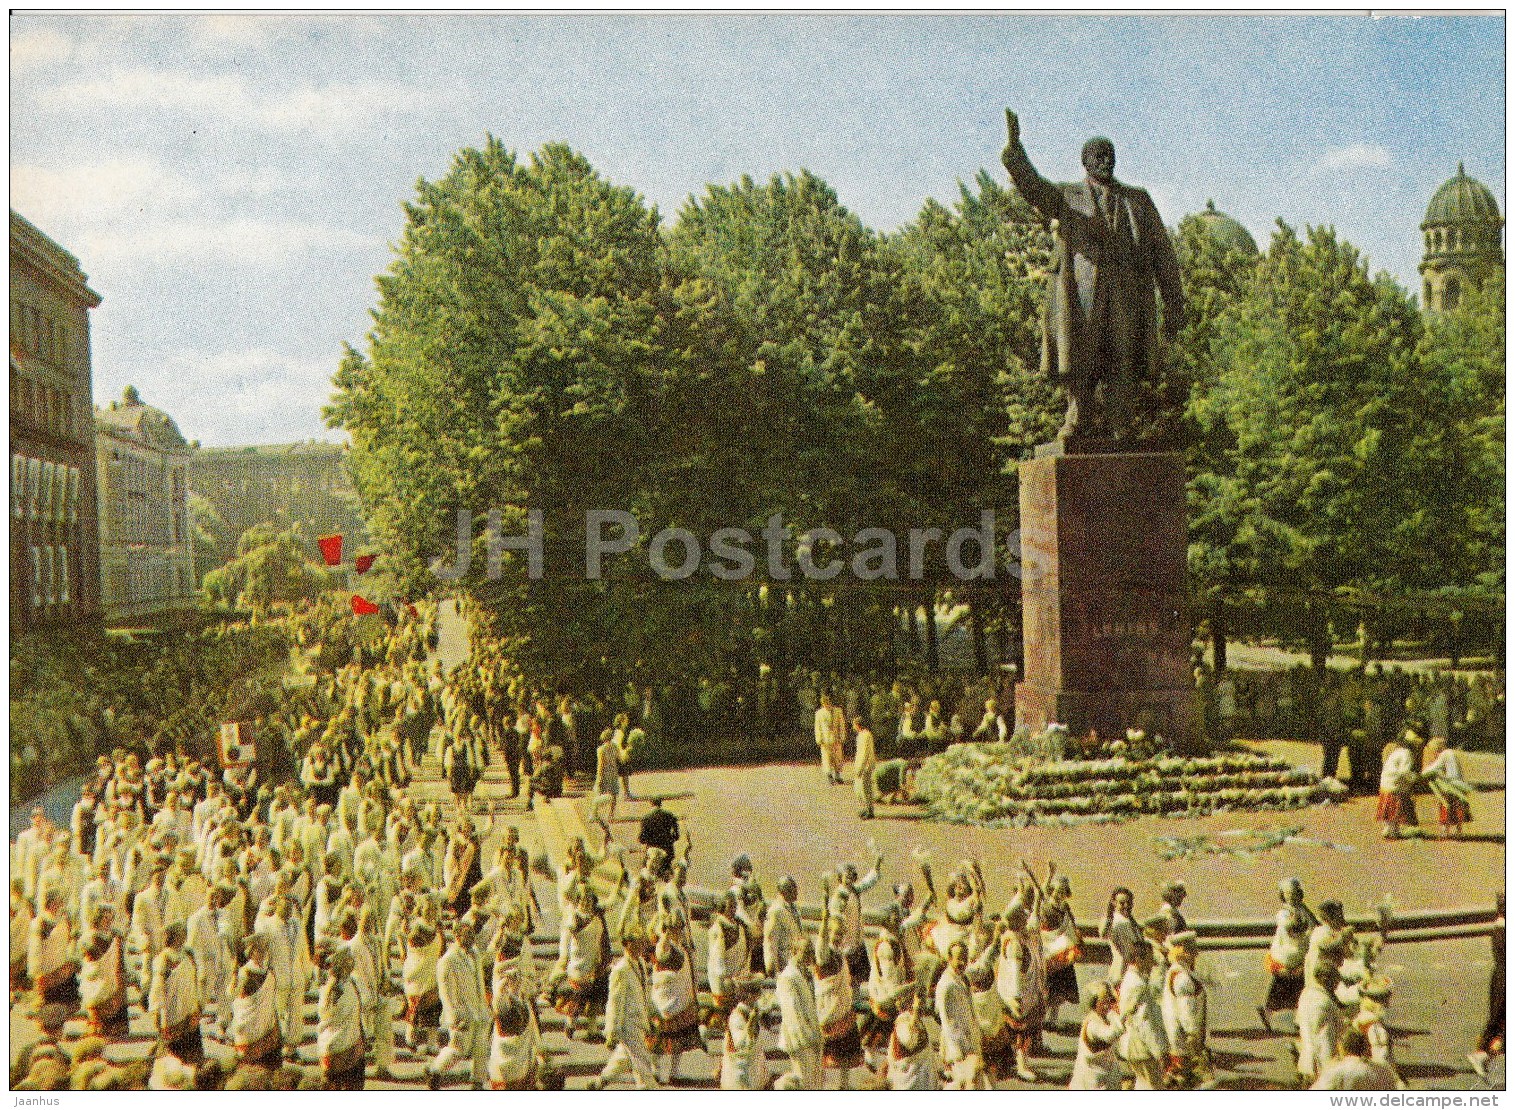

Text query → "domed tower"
[1191,199,1258,258]
[1419,163,1503,312]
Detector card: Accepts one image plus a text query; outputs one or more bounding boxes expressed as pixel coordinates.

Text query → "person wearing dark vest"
[638,798,680,860]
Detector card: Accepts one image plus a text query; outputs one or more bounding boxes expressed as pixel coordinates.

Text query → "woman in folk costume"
[11,879,34,992]
[1161,931,1212,1089]
[1295,963,1345,1087]
[318,946,366,1090]
[1377,730,1421,839]
[487,953,544,1091]
[312,853,347,957]
[350,905,396,1080]
[230,932,283,1068]
[442,823,481,920]
[1260,878,1318,1032]
[1423,736,1473,838]
[490,913,540,1017]
[30,888,80,1012]
[719,976,771,1090]
[886,989,940,1091]
[1042,872,1083,1029]
[814,894,865,1087]
[1101,885,1142,987]
[481,828,537,934]
[551,888,612,1040]
[402,900,444,1054]
[79,904,130,1039]
[1116,939,1168,1090]
[301,744,340,812]
[705,892,750,1033]
[646,922,703,1084]
[149,922,203,1064]
[965,934,1015,1081]
[728,853,768,976]
[1069,981,1126,1090]
[1353,975,1405,1088]
[926,859,985,960]
[996,903,1046,1082]
[860,904,915,1067]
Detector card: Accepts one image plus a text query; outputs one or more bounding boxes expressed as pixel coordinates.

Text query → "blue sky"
[11,13,1505,446]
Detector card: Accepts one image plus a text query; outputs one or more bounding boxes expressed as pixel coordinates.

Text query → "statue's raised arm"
[1000,108,1065,220]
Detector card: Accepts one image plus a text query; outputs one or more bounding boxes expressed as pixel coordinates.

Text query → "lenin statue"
[1001,109,1185,447]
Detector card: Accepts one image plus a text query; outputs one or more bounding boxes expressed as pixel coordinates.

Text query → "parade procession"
[9,10,1506,1101]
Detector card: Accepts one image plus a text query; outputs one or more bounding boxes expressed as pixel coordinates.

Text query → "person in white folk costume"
[149,923,204,1071]
[1296,963,1346,1087]
[705,891,750,1033]
[1070,981,1126,1090]
[814,692,847,786]
[763,874,804,976]
[402,902,443,1055]
[719,977,771,1090]
[230,932,283,1068]
[813,899,865,1089]
[1161,930,1213,1088]
[887,989,940,1090]
[254,893,309,1052]
[937,939,990,1089]
[1353,975,1405,1088]
[1117,939,1168,1090]
[130,861,176,983]
[488,926,546,1090]
[1313,1027,1402,1090]
[30,887,80,1012]
[79,903,129,1040]
[996,900,1046,1082]
[776,937,823,1090]
[317,946,366,1090]
[428,917,489,1089]
[11,879,34,993]
[350,904,396,1080]
[646,920,703,1084]
[590,931,659,1090]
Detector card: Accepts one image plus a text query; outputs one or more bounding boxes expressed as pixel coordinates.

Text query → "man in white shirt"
[430,919,489,1089]
[590,932,658,1090]
[814,694,847,785]
[764,875,804,977]
[776,938,823,1090]
[936,940,987,1089]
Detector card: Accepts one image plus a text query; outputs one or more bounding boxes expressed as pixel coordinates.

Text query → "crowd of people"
[6,603,1504,1092]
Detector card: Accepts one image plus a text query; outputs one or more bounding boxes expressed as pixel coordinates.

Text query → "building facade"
[95,386,197,624]
[10,210,103,634]
[1420,163,1504,313]
[191,442,367,572]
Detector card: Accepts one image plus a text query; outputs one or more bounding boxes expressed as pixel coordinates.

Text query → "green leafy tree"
[201,522,336,613]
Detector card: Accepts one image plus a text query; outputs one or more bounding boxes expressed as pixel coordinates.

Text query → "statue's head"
[1081,136,1116,185]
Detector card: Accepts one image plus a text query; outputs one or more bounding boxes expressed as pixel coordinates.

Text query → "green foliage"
[201,522,337,613]
[189,492,234,584]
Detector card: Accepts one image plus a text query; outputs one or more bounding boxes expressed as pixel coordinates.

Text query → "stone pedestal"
[1014,449,1200,751]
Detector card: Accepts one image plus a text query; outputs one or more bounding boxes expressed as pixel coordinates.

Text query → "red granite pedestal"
[1014,448,1200,752]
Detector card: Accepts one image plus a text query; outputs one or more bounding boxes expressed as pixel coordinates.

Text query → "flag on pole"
[355,554,375,575]
[318,534,344,566]
[351,594,380,615]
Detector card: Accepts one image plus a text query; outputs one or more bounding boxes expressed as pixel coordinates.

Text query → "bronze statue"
[1001,109,1184,447]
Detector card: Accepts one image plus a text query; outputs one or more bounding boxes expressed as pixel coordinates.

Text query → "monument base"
[1014,682,1199,753]
[1016,447,1202,752]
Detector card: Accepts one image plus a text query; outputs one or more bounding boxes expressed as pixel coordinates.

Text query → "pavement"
[10,600,1505,1089]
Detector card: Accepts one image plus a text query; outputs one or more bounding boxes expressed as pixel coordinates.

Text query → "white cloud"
[9,27,91,72]
[116,348,342,446]
[1312,143,1394,173]
[75,219,380,269]
[42,68,424,134]
[12,158,200,228]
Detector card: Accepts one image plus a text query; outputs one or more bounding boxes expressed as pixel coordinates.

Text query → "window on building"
[43,546,56,605]
[11,454,24,518]
[1445,276,1462,310]
[39,461,54,525]
[26,457,40,519]
[67,467,79,524]
[29,547,41,608]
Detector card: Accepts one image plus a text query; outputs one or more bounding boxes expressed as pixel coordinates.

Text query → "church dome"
[1191,199,1258,257]
[1423,164,1502,229]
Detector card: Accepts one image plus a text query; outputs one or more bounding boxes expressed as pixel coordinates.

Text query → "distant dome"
[1423,163,1503,228]
[1191,199,1258,257]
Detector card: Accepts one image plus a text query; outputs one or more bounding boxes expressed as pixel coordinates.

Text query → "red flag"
[406,603,419,618]
[318,534,343,566]
[354,553,375,575]
[351,594,380,615]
